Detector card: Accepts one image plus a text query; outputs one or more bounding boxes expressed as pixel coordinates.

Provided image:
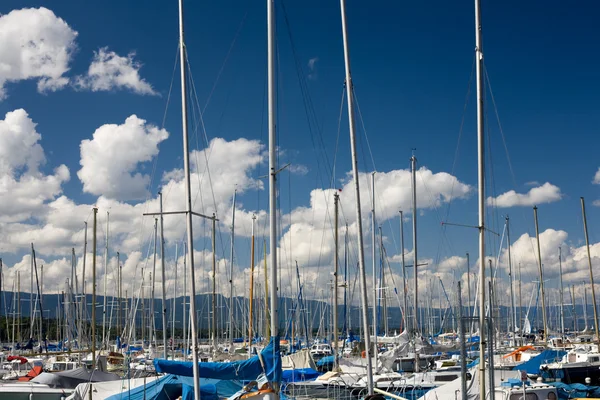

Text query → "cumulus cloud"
[77,115,168,200]
[75,48,157,95]
[487,182,562,207]
[593,168,600,185]
[0,109,70,223]
[0,7,77,99]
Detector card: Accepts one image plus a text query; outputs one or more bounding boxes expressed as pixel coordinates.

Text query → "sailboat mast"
[371,173,378,354]
[172,244,178,356]
[81,221,88,346]
[581,197,600,346]
[159,192,167,359]
[474,0,487,394]
[400,211,408,330]
[229,189,237,348]
[102,211,109,349]
[151,218,158,348]
[177,0,201,395]
[506,216,516,335]
[333,192,340,370]
[411,155,418,336]
[339,0,374,392]
[559,247,565,336]
[30,246,33,338]
[91,207,98,369]
[533,206,548,342]
[211,214,217,351]
[267,0,279,344]
[248,215,256,349]
[380,227,388,336]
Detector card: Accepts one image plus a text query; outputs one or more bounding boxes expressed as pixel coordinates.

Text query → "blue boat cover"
[549,382,600,400]
[513,349,566,375]
[316,356,335,367]
[105,375,242,400]
[281,368,320,384]
[154,336,282,384]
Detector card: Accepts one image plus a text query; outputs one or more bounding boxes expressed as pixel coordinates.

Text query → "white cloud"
[291,167,471,227]
[0,109,70,223]
[77,115,168,200]
[593,168,600,185]
[75,48,157,95]
[289,164,309,175]
[0,7,77,99]
[487,182,562,207]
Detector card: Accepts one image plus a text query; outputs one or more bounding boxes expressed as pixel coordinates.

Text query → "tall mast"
[333,192,340,371]
[182,241,188,357]
[212,213,217,351]
[267,0,279,345]
[379,226,388,336]
[229,188,237,348]
[159,192,167,359]
[30,246,33,338]
[91,207,98,370]
[339,0,373,392]
[581,197,600,346]
[264,241,269,337]
[533,206,548,343]
[411,154,418,336]
[117,252,121,343]
[474,0,487,394]
[82,221,88,347]
[558,247,565,336]
[151,218,158,349]
[248,215,256,350]
[102,211,109,348]
[506,216,516,335]
[17,272,21,343]
[400,211,408,330]
[466,252,471,323]
[371,172,378,355]
[178,0,201,395]
[172,244,178,356]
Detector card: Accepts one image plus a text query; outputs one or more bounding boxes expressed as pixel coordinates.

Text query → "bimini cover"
[154,336,282,384]
[514,349,566,375]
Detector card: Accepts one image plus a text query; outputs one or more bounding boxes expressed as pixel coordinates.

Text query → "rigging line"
[131,45,180,270]
[353,89,401,254]
[443,55,476,224]
[483,65,538,264]
[280,0,336,186]
[185,59,230,267]
[279,0,342,301]
[331,87,346,189]
[202,10,249,115]
[484,78,501,266]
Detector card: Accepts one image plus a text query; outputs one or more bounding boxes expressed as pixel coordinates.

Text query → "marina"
[0,0,598,399]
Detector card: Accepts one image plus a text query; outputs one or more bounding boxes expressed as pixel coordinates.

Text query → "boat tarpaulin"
[154,336,282,384]
[281,368,319,384]
[103,375,236,400]
[316,356,334,367]
[549,382,600,400]
[514,349,566,375]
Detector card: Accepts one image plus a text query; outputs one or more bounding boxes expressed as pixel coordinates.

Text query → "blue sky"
[0,0,599,312]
